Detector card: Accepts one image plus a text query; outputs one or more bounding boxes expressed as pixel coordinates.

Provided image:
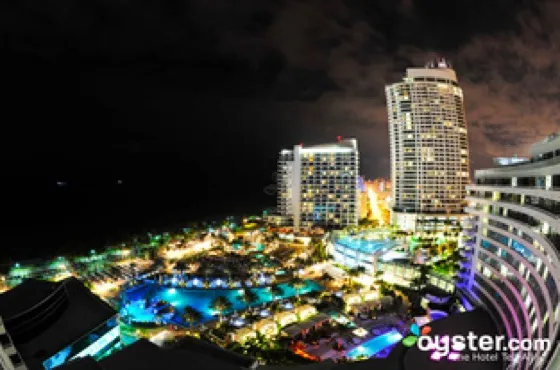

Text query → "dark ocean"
[1,174,272,264]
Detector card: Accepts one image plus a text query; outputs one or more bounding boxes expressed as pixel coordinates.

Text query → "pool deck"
[120,279,323,327]
[299,313,406,362]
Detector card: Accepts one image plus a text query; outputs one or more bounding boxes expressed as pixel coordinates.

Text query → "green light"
[402,335,418,347]
[14,263,20,268]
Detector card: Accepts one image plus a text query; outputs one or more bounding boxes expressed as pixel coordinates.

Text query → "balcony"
[503,209,541,227]
[0,333,13,350]
[463,239,476,248]
[470,191,560,222]
[475,154,560,176]
[460,249,473,258]
[544,233,560,249]
[458,259,471,268]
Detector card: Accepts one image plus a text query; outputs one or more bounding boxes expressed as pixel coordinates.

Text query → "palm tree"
[175,261,187,273]
[312,240,328,261]
[183,306,203,327]
[238,288,259,306]
[374,270,384,284]
[292,277,306,299]
[294,257,306,269]
[411,264,430,290]
[204,267,213,281]
[210,295,233,322]
[270,284,284,299]
[347,266,364,288]
[319,272,334,286]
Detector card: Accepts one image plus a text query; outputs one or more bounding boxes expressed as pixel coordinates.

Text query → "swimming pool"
[121,280,322,325]
[346,329,403,360]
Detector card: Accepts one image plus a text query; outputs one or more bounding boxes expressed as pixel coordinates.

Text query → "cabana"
[229,327,257,343]
[274,311,298,327]
[344,293,362,308]
[362,290,378,302]
[294,305,317,321]
[256,319,279,337]
[282,313,331,339]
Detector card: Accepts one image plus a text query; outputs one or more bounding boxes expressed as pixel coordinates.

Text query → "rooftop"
[335,237,399,256]
[0,278,58,319]
[406,65,458,83]
[56,309,502,370]
[60,338,257,370]
[0,277,117,369]
[282,313,331,337]
[280,139,358,155]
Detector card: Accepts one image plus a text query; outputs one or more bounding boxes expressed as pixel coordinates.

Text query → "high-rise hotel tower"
[276,138,360,230]
[386,58,470,233]
[460,134,560,369]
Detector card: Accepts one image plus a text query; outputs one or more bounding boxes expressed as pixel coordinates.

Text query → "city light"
[367,187,384,225]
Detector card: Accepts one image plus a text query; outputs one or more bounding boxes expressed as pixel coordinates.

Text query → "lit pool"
[346,329,403,360]
[121,280,322,325]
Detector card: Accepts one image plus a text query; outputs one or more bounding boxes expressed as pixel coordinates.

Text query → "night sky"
[1,0,559,259]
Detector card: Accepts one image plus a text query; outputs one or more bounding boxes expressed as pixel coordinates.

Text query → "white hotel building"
[276,138,359,230]
[459,133,560,369]
[386,59,470,233]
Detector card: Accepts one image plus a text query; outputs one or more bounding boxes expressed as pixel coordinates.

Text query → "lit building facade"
[386,58,470,234]
[460,133,560,369]
[277,138,359,230]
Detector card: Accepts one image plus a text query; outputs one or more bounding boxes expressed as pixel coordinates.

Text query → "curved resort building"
[386,58,469,234]
[461,133,560,369]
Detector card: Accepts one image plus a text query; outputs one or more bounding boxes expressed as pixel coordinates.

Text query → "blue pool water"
[121,280,322,325]
[336,237,398,254]
[346,329,403,359]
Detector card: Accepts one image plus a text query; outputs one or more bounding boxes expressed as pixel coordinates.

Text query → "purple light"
[448,352,460,361]
[430,352,443,361]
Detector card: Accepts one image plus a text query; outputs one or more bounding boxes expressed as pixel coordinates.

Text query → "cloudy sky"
[2,0,560,216]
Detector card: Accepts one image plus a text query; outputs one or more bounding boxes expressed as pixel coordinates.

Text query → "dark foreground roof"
[60,338,257,370]
[0,277,116,370]
[56,356,101,370]
[172,335,256,368]
[0,278,58,319]
[60,309,502,370]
